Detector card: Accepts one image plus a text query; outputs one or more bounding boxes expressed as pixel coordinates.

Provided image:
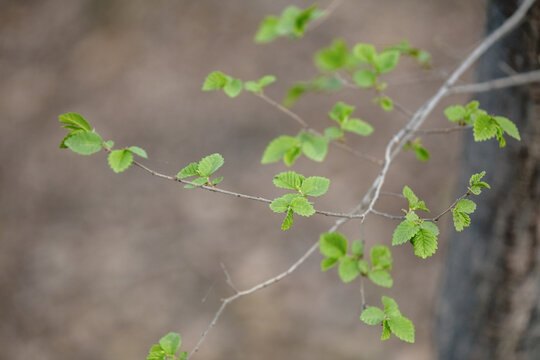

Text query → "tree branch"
[446,69,540,95]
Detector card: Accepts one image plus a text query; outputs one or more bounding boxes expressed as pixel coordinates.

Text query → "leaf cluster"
[269,171,329,230]
[254,5,322,43]
[203,72,276,98]
[177,153,224,188]
[319,232,393,287]
[392,186,440,259]
[325,102,374,139]
[403,138,430,162]
[147,332,187,360]
[360,297,415,343]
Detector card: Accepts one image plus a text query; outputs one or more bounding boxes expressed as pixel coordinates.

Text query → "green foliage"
[315,39,360,72]
[254,5,322,43]
[452,199,476,232]
[468,171,490,195]
[404,139,430,162]
[402,186,429,212]
[128,146,148,159]
[374,96,394,112]
[147,332,186,360]
[270,171,329,230]
[282,75,343,108]
[386,40,432,68]
[261,132,329,166]
[328,102,374,136]
[108,149,133,173]
[59,112,91,132]
[410,228,438,259]
[177,153,224,188]
[202,71,243,98]
[64,131,103,155]
[360,297,415,343]
[244,75,276,93]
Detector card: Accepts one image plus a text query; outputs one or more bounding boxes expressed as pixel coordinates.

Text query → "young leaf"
[103,140,114,149]
[64,131,103,155]
[402,186,419,207]
[321,257,339,271]
[319,232,348,258]
[108,149,133,173]
[377,97,394,112]
[281,209,294,230]
[202,71,228,90]
[469,171,490,194]
[223,78,243,98]
[59,112,91,131]
[455,199,476,213]
[353,43,376,63]
[357,260,370,275]
[494,116,520,140]
[300,134,329,162]
[382,296,402,318]
[197,153,224,177]
[261,136,300,164]
[410,228,438,259]
[212,176,224,186]
[342,118,374,136]
[290,197,315,216]
[360,307,385,325]
[329,102,354,123]
[353,69,376,88]
[269,193,300,213]
[368,269,393,288]
[273,171,304,190]
[444,105,467,122]
[370,245,392,270]
[184,177,208,189]
[473,115,498,142]
[283,146,302,166]
[128,146,148,159]
[387,316,415,343]
[324,126,344,139]
[245,75,276,93]
[453,211,471,232]
[315,39,349,71]
[254,16,279,43]
[177,162,199,179]
[159,333,181,356]
[351,240,363,257]
[300,176,330,197]
[339,257,360,283]
[381,320,392,340]
[375,50,400,73]
[421,221,439,236]
[392,219,420,245]
[147,344,166,360]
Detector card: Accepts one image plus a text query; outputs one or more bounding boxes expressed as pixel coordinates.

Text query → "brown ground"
[0,1,485,359]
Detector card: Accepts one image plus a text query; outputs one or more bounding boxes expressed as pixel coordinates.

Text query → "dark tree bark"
[437,1,540,359]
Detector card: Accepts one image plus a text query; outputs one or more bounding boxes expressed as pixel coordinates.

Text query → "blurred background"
[0,0,508,359]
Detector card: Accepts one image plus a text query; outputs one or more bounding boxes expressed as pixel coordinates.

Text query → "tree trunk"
[437,1,540,359]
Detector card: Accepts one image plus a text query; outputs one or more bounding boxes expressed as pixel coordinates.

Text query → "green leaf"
[353,43,376,63]
[184,176,208,189]
[473,115,498,141]
[377,97,394,112]
[281,209,294,230]
[466,100,480,111]
[368,269,393,288]
[342,118,374,136]
[254,16,279,43]
[59,112,91,131]
[455,199,476,213]
[245,75,277,93]
[282,83,308,108]
[179,351,188,360]
[413,142,429,161]
[370,245,392,270]
[315,39,348,71]
[60,129,83,149]
[494,116,520,140]
[300,134,329,162]
[108,149,133,173]
[261,136,300,164]
[273,171,304,190]
[353,69,376,88]
[402,186,419,207]
[469,171,486,185]
[223,78,243,98]
[339,257,361,283]
[283,146,302,166]
[320,257,339,271]
[147,344,166,360]
[300,176,330,197]
[410,228,438,259]
[324,126,344,139]
[387,317,415,343]
[453,210,471,232]
[381,320,392,340]
[382,296,402,318]
[202,71,228,90]
[103,140,114,149]
[444,105,467,122]
[290,197,315,216]
[177,162,199,179]
[421,221,439,236]
[64,131,103,155]
[269,193,300,213]
[197,153,224,177]
[329,102,354,124]
[294,5,318,35]
[392,220,420,245]
[351,240,364,257]
[319,232,348,258]
[357,260,370,275]
[212,176,224,186]
[360,307,385,325]
[375,50,400,73]
[159,332,181,356]
[128,146,148,159]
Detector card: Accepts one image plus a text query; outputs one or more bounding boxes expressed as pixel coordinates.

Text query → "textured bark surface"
[437,1,540,359]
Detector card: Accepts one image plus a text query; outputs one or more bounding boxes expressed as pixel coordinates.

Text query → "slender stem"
[446,69,540,95]
[415,126,472,135]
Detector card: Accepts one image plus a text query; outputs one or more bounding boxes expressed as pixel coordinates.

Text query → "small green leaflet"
[354,69,376,88]
[198,153,224,177]
[147,332,185,360]
[339,257,361,282]
[273,171,304,190]
[452,198,476,232]
[128,146,148,159]
[392,219,420,245]
[59,112,91,131]
[375,97,394,112]
[404,139,429,162]
[202,71,243,98]
[385,40,431,68]
[177,153,225,188]
[64,131,103,155]
[315,39,349,71]
[370,245,392,270]
[254,5,321,43]
[410,228,438,259]
[375,50,400,74]
[300,176,330,197]
[261,136,300,164]
[261,132,328,166]
[244,75,276,93]
[368,269,393,287]
[351,240,364,257]
[108,149,133,173]
[402,186,429,212]
[469,171,490,195]
[360,297,415,343]
[290,197,315,216]
[328,102,374,136]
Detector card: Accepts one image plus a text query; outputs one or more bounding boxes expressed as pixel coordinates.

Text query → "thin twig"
[414,126,472,135]
[220,262,239,293]
[446,69,540,95]
[424,193,469,222]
